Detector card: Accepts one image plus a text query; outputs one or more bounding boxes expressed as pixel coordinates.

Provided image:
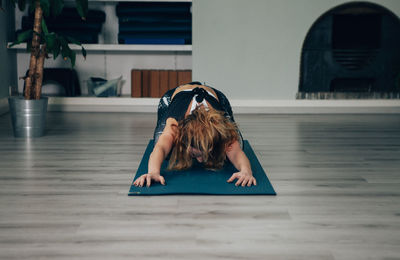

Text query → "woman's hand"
[133,173,166,187]
[225,140,255,187]
[227,170,257,187]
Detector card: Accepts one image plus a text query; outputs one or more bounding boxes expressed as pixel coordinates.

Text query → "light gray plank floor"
[0,112,399,260]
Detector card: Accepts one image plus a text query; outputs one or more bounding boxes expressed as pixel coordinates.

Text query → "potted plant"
[4,0,88,137]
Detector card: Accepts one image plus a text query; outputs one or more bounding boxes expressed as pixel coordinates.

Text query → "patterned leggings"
[153,85,243,148]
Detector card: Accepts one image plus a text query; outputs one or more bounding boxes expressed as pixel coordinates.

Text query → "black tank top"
[166,84,224,121]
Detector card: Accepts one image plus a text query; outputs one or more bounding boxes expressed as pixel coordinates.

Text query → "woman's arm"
[148,131,174,174]
[226,140,257,186]
[134,118,177,187]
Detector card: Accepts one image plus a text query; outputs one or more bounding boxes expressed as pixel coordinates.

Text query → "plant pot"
[8,96,48,138]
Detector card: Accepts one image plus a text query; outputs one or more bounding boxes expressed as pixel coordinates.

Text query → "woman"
[133,82,257,187]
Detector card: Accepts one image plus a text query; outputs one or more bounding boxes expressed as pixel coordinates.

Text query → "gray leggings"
[153,86,243,148]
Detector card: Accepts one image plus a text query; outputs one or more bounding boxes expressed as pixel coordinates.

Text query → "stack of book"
[116,2,192,45]
[131,69,192,97]
[20,8,106,43]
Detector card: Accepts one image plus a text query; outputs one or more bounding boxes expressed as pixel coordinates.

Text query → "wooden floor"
[0,112,399,260]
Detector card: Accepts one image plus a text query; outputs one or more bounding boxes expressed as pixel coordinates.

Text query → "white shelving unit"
[10,0,193,98]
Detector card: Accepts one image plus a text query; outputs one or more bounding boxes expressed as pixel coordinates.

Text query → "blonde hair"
[168,106,239,171]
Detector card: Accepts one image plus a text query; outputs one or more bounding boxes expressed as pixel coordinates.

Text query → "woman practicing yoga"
[133,82,257,187]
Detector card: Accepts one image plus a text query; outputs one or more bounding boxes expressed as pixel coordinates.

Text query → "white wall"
[192,0,400,100]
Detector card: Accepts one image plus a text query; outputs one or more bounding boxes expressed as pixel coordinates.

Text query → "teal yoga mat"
[128,140,276,195]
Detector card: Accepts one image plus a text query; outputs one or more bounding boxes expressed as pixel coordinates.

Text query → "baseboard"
[230,99,400,114]
[46,97,400,114]
[47,97,159,113]
[0,97,9,116]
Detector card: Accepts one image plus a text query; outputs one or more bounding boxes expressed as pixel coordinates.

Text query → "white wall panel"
[192,0,400,99]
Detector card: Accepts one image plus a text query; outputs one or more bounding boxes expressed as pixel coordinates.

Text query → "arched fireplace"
[297,2,400,99]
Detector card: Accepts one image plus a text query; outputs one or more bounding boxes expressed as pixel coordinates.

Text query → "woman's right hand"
[133,173,166,187]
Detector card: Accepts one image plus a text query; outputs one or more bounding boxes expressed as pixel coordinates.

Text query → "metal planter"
[8,96,48,138]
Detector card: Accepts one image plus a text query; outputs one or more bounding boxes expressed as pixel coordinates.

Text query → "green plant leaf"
[59,35,76,67]
[75,0,88,20]
[69,50,76,67]
[8,29,32,47]
[52,37,61,59]
[59,35,68,56]
[66,35,86,60]
[50,0,63,17]
[41,19,48,35]
[44,32,56,51]
[65,35,81,46]
[17,30,33,42]
[40,0,49,17]
[17,0,26,11]
[81,46,86,59]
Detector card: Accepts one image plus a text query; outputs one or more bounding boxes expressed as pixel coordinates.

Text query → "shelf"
[7,43,192,52]
[47,96,159,113]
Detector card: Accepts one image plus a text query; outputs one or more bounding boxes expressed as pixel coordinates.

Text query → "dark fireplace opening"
[298,2,400,99]
[331,78,375,92]
[332,14,381,49]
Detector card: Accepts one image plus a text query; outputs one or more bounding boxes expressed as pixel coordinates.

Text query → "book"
[168,70,178,90]
[159,71,169,96]
[131,70,142,97]
[150,70,160,98]
[178,70,192,86]
[142,70,151,97]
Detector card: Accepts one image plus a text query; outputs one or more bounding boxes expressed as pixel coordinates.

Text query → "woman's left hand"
[227,170,257,187]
